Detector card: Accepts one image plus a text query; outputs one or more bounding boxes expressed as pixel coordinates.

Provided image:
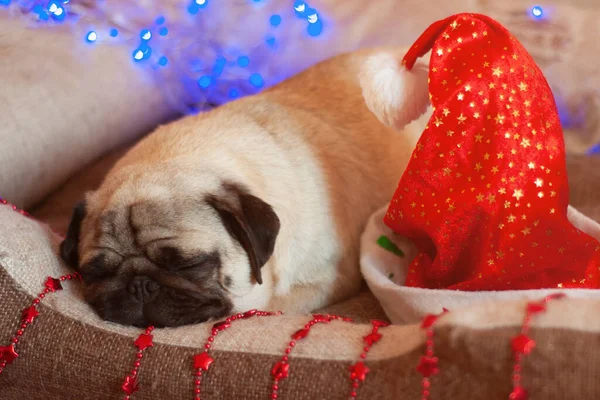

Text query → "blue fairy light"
[307,19,322,36]
[86,31,98,42]
[266,36,276,47]
[141,29,152,40]
[306,8,318,23]
[187,3,199,14]
[51,6,66,21]
[249,73,264,88]
[237,56,250,68]
[270,14,282,27]
[10,0,327,111]
[531,5,543,19]
[133,49,144,61]
[294,1,306,16]
[132,43,152,62]
[140,44,152,57]
[47,1,60,13]
[198,75,212,88]
[188,0,207,14]
[46,0,66,21]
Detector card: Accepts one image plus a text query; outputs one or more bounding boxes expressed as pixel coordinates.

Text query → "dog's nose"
[128,276,159,302]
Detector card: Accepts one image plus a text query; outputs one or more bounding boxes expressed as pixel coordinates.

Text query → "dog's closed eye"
[157,247,220,272]
[79,255,117,284]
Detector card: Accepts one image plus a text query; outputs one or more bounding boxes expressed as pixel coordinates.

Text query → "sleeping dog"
[59,47,430,327]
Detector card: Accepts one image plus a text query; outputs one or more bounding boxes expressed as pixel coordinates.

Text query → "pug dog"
[59,47,430,327]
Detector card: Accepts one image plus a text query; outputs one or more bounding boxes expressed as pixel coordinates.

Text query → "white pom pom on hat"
[359,49,430,131]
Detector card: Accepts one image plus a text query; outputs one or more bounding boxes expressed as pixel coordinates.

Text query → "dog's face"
[59,170,280,328]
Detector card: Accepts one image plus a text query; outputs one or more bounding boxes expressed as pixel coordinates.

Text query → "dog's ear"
[60,201,86,269]
[208,186,280,285]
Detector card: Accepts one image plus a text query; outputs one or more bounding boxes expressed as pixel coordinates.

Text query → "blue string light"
[249,73,264,88]
[266,36,276,47]
[531,5,544,19]
[140,29,152,40]
[187,0,207,14]
[0,0,326,112]
[237,56,250,68]
[86,31,98,43]
[306,8,318,23]
[270,14,282,27]
[292,1,323,36]
[47,1,66,21]
[47,1,59,13]
[133,49,144,61]
[198,75,212,88]
[307,20,322,36]
[294,1,306,17]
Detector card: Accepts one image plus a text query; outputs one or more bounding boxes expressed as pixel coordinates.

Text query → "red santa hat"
[363,13,600,291]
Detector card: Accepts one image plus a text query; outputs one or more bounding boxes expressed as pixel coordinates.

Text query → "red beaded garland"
[191,309,279,400]
[416,313,444,400]
[121,326,155,399]
[509,294,565,400]
[0,196,30,217]
[347,319,389,399]
[270,314,360,399]
[0,272,79,375]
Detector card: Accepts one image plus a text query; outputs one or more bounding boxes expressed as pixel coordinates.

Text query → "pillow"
[0,16,178,209]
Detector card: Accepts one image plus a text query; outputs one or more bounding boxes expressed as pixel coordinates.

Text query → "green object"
[388,273,394,279]
[377,235,404,257]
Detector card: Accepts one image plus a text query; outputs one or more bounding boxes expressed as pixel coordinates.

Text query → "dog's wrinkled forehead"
[80,196,227,266]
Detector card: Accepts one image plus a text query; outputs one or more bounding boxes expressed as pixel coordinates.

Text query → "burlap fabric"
[0,155,599,399]
[566,155,600,221]
[3,265,600,400]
